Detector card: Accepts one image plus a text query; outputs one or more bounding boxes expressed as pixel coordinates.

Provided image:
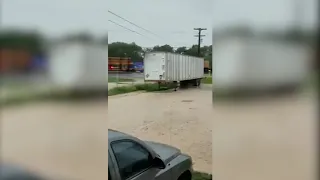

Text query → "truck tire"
[180,81,188,88]
[192,79,198,86]
[197,79,201,86]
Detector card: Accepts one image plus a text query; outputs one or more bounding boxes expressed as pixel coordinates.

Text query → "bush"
[108,83,174,96]
[108,85,138,96]
[108,77,135,83]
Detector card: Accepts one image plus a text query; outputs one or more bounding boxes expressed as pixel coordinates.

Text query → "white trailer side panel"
[213,37,311,91]
[213,39,245,89]
[48,42,108,90]
[144,52,204,82]
[167,53,203,81]
[81,44,108,89]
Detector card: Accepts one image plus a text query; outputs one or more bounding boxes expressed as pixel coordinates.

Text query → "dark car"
[108,129,193,180]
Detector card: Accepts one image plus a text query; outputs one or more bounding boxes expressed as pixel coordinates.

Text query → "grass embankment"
[192,172,212,180]
[108,77,135,83]
[108,83,174,96]
[0,88,109,107]
[2,76,212,106]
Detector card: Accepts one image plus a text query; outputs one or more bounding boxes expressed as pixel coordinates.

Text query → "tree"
[152,44,174,53]
[175,47,187,54]
[0,30,45,54]
[184,45,198,57]
[108,42,144,61]
[107,40,213,65]
[61,32,95,42]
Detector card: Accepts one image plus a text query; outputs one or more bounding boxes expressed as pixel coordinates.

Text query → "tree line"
[1,26,316,67]
[0,29,213,64]
[108,42,212,62]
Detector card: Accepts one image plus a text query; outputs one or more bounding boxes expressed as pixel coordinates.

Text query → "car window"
[111,140,153,179]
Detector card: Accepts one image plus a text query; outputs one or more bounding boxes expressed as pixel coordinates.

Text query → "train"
[204,60,210,72]
[0,49,212,74]
[0,48,47,74]
[108,57,134,71]
[108,57,211,73]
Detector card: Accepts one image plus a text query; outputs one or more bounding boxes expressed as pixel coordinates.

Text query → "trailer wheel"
[197,79,201,87]
[192,79,198,86]
[173,81,178,91]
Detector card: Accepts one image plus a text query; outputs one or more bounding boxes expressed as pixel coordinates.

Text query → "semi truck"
[144,52,204,90]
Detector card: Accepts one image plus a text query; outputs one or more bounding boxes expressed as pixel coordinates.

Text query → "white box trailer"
[48,41,108,91]
[144,52,204,88]
[213,37,311,92]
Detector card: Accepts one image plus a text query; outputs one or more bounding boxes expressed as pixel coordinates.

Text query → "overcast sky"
[1,0,317,47]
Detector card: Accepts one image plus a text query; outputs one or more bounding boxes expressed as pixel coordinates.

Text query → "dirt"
[1,100,110,180]
[0,86,212,180]
[212,91,317,180]
[108,87,213,173]
[1,86,316,180]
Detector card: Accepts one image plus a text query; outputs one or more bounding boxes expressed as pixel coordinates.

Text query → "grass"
[201,76,212,84]
[192,171,212,180]
[0,82,174,106]
[0,88,109,107]
[108,83,174,96]
[108,77,135,83]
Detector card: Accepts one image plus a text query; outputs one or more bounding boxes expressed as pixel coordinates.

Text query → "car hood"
[144,141,181,164]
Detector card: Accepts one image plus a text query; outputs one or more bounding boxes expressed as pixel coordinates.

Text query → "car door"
[110,140,162,180]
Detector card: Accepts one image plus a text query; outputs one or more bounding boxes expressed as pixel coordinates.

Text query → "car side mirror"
[152,156,166,169]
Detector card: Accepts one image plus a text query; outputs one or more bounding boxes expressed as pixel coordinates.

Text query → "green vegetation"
[108,42,212,64]
[192,171,212,180]
[201,76,212,84]
[108,83,174,96]
[108,77,135,83]
[0,29,45,54]
[0,83,174,106]
[0,88,108,107]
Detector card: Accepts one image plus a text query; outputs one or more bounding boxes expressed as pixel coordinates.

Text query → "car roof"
[108,129,131,140]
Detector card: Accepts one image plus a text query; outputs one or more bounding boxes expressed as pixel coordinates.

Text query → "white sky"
[1,0,317,47]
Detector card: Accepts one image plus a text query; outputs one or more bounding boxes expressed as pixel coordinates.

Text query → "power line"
[141,46,193,49]
[108,20,145,37]
[108,10,161,38]
[194,28,207,56]
[108,29,191,34]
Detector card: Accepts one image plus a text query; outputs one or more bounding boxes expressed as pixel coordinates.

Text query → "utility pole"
[194,28,207,57]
